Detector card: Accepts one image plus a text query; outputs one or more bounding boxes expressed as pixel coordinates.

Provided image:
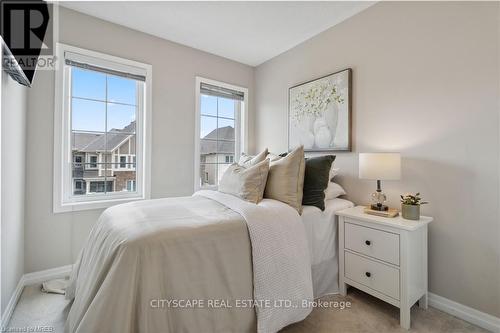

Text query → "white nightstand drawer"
[345,251,400,300]
[345,221,400,265]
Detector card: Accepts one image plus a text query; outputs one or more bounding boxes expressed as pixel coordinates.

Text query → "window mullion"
[104,74,109,195]
[66,66,73,201]
[216,96,219,183]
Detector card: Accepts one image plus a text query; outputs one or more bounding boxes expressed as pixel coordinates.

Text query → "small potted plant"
[400,193,428,220]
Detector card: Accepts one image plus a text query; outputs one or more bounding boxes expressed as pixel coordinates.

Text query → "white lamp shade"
[359,153,401,180]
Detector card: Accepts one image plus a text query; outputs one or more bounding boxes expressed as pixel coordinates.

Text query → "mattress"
[301,198,354,298]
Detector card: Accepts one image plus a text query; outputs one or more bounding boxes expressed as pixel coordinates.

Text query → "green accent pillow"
[302,155,336,211]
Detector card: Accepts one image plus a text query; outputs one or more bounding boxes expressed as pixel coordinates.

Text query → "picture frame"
[288,68,352,152]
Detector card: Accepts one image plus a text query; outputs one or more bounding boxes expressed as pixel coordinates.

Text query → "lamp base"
[371,204,389,211]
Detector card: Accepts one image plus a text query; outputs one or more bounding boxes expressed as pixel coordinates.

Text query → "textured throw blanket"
[196,191,313,333]
[66,191,313,333]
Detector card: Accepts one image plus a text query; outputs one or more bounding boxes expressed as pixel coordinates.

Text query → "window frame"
[194,77,248,191]
[53,43,152,213]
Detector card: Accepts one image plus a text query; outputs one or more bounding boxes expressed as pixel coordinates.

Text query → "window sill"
[53,195,147,213]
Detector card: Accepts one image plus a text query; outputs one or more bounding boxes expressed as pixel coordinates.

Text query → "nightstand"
[336,206,433,330]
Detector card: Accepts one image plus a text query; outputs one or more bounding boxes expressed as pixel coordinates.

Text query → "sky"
[71,67,137,132]
[200,94,235,138]
[71,67,237,140]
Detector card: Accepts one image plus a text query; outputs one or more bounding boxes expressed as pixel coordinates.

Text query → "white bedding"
[301,198,354,298]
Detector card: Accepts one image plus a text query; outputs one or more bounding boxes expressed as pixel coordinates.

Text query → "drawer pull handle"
[365,240,371,246]
[365,272,371,277]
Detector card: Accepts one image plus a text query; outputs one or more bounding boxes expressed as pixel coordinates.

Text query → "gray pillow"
[218,159,270,203]
[238,148,268,168]
[264,146,305,214]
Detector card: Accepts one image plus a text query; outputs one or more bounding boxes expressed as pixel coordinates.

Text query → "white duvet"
[65,191,313,333]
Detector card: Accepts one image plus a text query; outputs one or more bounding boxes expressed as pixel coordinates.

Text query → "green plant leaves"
[400,192,428,205]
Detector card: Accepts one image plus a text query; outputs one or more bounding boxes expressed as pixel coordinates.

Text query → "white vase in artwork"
[292,114,315,149]
[301,130,315,149]
[313,118,332,149]
[292,127,314,149]
[324,102,339,146]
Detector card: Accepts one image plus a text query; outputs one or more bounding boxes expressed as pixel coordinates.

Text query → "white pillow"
[325,182,346,200]
[324,165,341,199]
[329,166,340,180]
[238,148,268,167]
[219,159,270,203]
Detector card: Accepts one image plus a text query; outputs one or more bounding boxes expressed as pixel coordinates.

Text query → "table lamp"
[359,153,401,211]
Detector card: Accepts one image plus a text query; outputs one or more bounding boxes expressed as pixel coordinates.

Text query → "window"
[89,181,114,193]
[88,155,98,169]
[75,180,84,189]
[74,155,83,165]
[195,77,248,190]
[54,43,151,213]
[120,156,127,168]
[73,179,86,195]
[127,180,136,192]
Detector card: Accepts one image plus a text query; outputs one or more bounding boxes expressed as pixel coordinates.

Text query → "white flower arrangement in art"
[291,80,344,123]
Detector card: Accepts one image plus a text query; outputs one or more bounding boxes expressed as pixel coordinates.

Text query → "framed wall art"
[288,68,352,152]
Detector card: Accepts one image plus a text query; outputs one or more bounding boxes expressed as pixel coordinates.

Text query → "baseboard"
[429,293,500,333]
[1,275,25,327]
[1,264,73,326]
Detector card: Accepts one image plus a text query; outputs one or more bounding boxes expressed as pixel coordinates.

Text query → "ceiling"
[60,1,375,67]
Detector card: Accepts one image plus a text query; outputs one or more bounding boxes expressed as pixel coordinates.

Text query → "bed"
[301,198,354,298]
[65,191,353,333]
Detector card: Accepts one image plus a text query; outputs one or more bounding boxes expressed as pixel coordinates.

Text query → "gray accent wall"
[24,7,254,273]
[1,70,27,313]
[254,2,500,317]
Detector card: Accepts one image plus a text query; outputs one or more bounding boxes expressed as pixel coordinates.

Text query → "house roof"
[72,132,101,151]
[72,121,135,153]
[200,126,235,155]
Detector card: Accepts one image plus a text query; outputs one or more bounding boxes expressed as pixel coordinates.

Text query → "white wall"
[1,70,27,314]
[254,2,500,317]
[24,7,254,273]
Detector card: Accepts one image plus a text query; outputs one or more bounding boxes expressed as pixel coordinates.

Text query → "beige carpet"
[7,284,486,332]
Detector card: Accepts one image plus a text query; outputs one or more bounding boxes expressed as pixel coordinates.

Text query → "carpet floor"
[6,284,486,332]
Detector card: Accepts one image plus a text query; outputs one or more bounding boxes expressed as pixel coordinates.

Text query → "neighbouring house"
[200,125,235,186]
[71,121,136,195]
